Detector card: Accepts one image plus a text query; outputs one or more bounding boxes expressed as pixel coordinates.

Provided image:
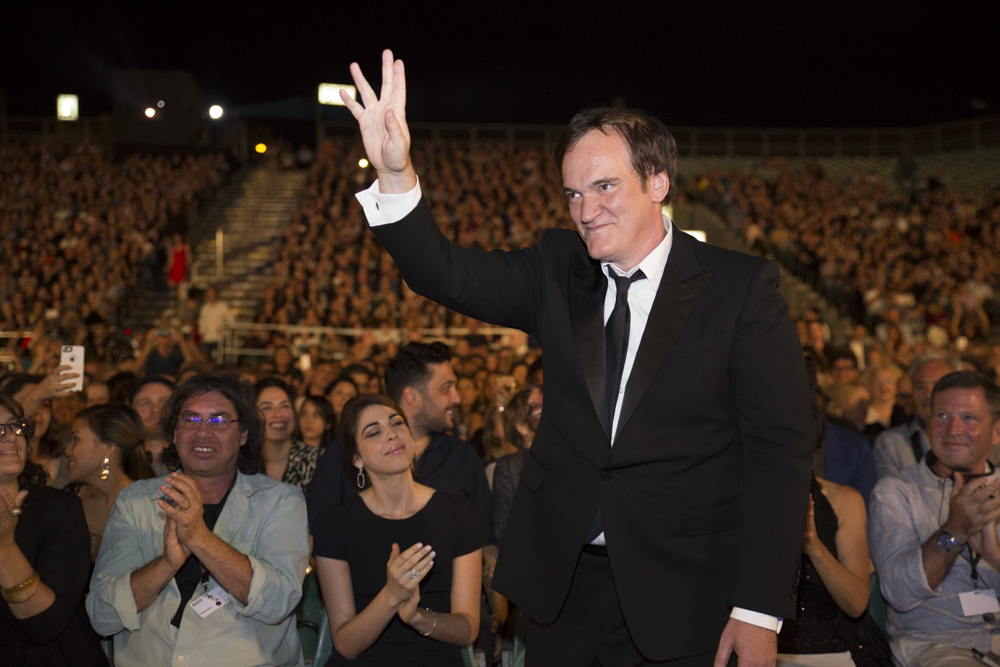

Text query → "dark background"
[1,0,997,128]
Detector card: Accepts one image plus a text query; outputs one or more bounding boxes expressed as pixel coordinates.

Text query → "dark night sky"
[1,0,998,129]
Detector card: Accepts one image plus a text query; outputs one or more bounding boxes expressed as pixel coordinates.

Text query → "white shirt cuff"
[354,177,422,226]
[730,607,783,633]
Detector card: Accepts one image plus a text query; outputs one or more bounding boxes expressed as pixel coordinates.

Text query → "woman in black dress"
[313,394,482,666]
[0,394,107,667]
[778,473,893,667]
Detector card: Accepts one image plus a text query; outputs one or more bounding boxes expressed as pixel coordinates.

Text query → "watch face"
[938,533,958,551]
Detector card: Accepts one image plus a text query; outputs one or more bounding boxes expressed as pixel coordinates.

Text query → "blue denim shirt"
[86,472,309,666]
[869,459,1000,665]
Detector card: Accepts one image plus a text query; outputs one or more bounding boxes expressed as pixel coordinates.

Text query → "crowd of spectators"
[684,160,1000,362]
[0,141,230,337]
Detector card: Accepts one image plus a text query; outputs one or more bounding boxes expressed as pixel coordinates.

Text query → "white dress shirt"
[356,178,781,632]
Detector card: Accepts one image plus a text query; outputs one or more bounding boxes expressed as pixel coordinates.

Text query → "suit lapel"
[615,231,712,440]
[569,253,610,438]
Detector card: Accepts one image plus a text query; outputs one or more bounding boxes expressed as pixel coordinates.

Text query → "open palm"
[341,49,414,189]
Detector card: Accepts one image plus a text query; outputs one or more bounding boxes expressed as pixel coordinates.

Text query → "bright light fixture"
[318,83,357,106]
[57,95,79,121]
[358,158,369,168]
[255,143,267,154]
[208,105,223,119]
[157,100,165,108]
[144,108,156,118]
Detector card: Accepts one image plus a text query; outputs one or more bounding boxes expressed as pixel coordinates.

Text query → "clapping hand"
[157,473,210,548]
[384,542,435,622]
[341,49,416,193]
[945,473,1000,546]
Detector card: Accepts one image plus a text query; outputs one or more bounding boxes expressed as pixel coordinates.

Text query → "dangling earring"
[100,457,111,481]
[356,464,366,488]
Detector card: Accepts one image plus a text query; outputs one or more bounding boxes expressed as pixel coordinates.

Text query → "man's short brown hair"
[554,107,678,205]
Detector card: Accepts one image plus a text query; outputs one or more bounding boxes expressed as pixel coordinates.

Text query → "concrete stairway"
[187,168,309,323]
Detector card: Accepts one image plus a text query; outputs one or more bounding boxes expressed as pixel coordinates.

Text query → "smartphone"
[59,345,85,392]
[299,354,312,371]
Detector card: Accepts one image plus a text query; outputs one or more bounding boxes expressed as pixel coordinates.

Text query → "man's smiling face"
[562,129,669,273]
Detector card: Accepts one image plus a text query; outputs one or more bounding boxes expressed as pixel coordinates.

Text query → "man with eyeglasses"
[87,373,309,666]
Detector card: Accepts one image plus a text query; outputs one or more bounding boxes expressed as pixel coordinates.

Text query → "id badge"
[190,586,229,618]
[959,589,1000,617]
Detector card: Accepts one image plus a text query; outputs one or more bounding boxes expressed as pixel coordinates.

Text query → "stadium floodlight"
[318,83,357,106]
[144,108,156,118]
[157,100,165,108]
[358,158,369,168]
[208,105,224,120]
[56,94,79,121]
[255,143,267,154]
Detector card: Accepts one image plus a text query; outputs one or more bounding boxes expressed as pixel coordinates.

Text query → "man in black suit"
[339,50,814,667]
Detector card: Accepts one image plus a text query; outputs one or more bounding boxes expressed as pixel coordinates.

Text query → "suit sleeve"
[728,260,814,618]
[369,197,545,335]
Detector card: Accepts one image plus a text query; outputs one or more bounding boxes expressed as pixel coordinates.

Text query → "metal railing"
[218,322,525,365]
[1,115,115,146]
[319,113,1000,158]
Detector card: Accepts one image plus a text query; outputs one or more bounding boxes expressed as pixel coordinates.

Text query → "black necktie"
[603,268,646,433]
[587,267,645,545]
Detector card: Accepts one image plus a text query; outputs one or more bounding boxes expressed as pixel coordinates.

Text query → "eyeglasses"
[178,415,239,431]
[0,421,28,439]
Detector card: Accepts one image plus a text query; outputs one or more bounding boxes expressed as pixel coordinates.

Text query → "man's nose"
[948,417,965,436]
[580,195,601,223]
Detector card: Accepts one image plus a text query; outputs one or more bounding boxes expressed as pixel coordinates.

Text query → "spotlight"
[255,143,267,154]
[208,105,223,120]
[318,83,357,106]
[358,158,369,168]
[144,108,156,118]
[157,100,165,108]
[57,94,79,121]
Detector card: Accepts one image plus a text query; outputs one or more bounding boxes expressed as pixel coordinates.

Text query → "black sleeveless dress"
[777,478,893,667]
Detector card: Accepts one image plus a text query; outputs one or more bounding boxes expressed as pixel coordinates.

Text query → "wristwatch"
[937,531,963,553]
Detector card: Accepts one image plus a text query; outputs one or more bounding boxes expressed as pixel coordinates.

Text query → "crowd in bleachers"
[5,130,1000,666]
[684,160,1000,358]
[0,142,230,337]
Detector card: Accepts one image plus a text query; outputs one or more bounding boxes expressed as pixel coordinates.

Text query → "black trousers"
[525,549,732,667]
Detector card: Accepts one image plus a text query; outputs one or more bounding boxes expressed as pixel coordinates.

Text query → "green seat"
[297,572,324,659]
[101,636,115,666]
[869,571,890,639]
[512,608,529,667]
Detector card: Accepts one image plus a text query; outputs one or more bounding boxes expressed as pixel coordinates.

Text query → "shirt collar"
[601,214,673,293]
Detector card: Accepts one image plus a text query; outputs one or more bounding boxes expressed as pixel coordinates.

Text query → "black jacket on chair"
[372,198,814,662]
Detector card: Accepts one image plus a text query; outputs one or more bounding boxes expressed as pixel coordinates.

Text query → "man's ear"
[650,171,669,204]
[240,428,249,448]
[991,417,1000,448]
[401,386,421,411]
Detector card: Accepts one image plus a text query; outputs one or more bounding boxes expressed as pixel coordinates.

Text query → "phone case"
[60,345,85,392]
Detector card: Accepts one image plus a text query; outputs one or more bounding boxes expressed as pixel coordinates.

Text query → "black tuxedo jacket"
[372,199,814,661]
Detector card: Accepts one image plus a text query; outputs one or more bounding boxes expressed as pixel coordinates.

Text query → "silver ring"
[410,569,419,579]
[183,504,191,511]
[9,507,22,518]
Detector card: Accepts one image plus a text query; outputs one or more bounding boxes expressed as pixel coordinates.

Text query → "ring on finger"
[410,569,419,579]
[9,507,22,518]
[183,504,191,510]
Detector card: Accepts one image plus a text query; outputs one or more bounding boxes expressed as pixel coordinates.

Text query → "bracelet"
[2,570,40,604]
[420,607,437,637]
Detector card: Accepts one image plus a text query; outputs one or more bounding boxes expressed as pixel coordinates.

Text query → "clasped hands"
[157,473,211,570]
[383,542,435,626]
[945,473,1000,562]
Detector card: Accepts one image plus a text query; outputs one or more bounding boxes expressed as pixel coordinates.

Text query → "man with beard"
[130,377,176,476]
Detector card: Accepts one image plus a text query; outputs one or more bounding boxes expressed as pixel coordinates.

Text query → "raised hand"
[944,473,1000,544]
[384,542,435,608]
[341,49,416,193]
[0,487,28,550]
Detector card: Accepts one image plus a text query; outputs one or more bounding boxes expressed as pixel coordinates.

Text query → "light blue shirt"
[87,472,309,666]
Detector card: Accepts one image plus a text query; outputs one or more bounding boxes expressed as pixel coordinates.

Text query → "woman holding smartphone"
[313,394,481,665]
